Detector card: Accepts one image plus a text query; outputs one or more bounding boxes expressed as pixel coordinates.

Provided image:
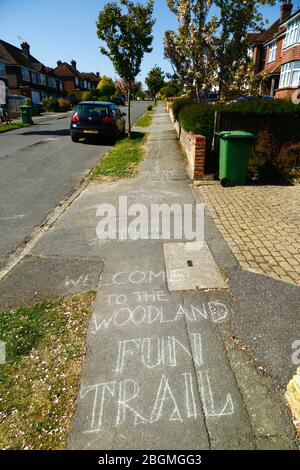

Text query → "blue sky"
[0,0,282,84]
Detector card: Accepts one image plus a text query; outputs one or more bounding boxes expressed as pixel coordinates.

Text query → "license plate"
[83,130,99,134]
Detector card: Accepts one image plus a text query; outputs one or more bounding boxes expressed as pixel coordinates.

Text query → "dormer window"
[283,18,300,48]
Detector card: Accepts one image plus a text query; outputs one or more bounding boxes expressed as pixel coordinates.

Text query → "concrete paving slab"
[164,242,227,292]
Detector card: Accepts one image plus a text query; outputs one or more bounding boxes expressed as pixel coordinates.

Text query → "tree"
[97,76,116,97]
[164,0,276,102]
[145,66,165,101]
[214,0,276,100]
[115,78,143,100]
[159,81,181,99]
[97,0,155,137]
[164,1,216,102]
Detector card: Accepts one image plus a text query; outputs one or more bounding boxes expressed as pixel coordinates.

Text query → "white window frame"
[75,76,79,86]
[283,18,300,49]
[268,41,277,63]
[279,61,300,88]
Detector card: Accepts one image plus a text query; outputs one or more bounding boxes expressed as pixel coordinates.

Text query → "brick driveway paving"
[195,185,300,286]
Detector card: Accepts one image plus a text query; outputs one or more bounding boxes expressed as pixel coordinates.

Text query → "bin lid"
[216,130,256,141]
[20,105,31,109]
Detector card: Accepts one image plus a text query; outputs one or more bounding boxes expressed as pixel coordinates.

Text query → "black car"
[111,96,125,106]
[70,101,126,143]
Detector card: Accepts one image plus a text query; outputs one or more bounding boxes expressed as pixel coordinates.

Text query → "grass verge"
[0,122,31,133]
[0,292,96,450]
[135,114,152,127]
[134,104,157,127]
[92,131,146,179]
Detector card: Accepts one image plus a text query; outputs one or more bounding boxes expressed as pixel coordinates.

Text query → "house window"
[38,73,46,85]
[75,76,79,86]
[0,62,6,78]
[48,76,56,88]
[21,67,30,82]
[59,81,64,91]
[279,61,300,88]
[283,18,300,48]
[268,42,277,63]
[31,72,38,84]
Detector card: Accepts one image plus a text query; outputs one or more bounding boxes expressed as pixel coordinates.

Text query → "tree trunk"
[128,85,131,138]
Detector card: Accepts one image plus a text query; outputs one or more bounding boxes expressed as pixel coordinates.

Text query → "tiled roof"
[256,20,281,43]
[54,62,81,77]
[0,39,44,71]
[247,32,261,44]
[81,72,99,82]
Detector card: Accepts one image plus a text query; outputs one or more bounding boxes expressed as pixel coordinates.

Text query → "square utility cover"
[163,241,227,292]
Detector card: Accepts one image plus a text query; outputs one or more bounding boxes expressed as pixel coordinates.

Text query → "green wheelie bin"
[20,105,33,125]
[217,131,256,187]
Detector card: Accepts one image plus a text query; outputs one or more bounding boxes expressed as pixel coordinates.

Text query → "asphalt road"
[0,101,150,269]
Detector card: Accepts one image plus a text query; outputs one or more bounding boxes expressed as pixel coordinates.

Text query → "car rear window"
[76,105,108,117]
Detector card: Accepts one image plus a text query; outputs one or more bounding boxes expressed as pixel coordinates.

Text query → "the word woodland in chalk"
[78,266,235,437]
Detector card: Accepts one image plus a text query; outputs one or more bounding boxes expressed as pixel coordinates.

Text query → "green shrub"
[147,104,153,111]
[248,131,281,180]
[41,96,59,112]
[57,98,71,111]
[178,103,218,173]
[97,96,111,102]
[278,142,300,181]
[160,83,181,99]
[172,97,193,121]
[222,99,300,117]
[81,91,94,101]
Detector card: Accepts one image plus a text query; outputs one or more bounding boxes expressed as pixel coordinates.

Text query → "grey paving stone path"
[22,104,297,449]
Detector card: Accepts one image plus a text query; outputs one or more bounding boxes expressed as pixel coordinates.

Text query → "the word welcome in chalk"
[92,302,228,333]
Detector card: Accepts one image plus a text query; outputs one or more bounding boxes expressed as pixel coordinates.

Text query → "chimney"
[280,1,293,23]
[57,60,62,66]
[71,60,77,69]
[96,72,100,77]
[21,42,30,58]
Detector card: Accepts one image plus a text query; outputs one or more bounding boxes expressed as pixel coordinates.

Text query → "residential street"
[0,101,149,270]
[0,105,297,450]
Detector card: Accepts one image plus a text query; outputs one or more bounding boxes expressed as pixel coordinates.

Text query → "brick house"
[0,51,8,105]
[54,60,99,92]
[249,2,300,99]
[0,40,65,103]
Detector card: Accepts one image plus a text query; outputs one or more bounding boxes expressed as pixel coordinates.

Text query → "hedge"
[171,97,300,180]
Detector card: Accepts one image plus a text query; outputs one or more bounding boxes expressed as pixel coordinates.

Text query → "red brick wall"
[281,44,300,64]
[169,108,206,181]
[276,87,299,99]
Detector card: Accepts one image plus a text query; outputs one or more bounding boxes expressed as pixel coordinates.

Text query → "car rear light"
[102,115,114,125]
[71,112,80,123]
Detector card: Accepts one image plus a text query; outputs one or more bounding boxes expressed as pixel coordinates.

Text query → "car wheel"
[71,135,80,143]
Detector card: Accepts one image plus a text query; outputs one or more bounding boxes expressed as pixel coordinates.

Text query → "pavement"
[0,103,298,449]
[0,101,149,271]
